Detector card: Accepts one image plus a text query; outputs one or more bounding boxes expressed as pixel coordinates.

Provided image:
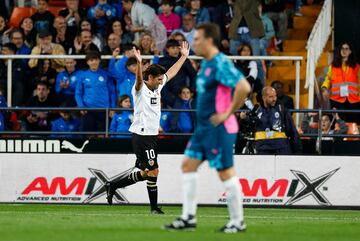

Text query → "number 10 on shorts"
[145,149,156,159]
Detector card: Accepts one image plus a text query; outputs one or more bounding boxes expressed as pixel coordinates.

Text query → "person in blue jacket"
[75,50,116,133]
[109,95,133,138]
[55,58,81,107]
[171,86,195,133]
[160,102,172,133]
[87,0,116,37]
[0,89,7,131]
[50,110,80,138]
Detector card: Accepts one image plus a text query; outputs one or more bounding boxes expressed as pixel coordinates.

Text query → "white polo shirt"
[129,74,168,136]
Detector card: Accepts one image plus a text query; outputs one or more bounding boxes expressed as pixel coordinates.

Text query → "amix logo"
[219,168,340,206]
[18,168,134,203]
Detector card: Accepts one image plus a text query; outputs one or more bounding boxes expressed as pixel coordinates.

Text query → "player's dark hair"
[195,23,221,48]
[126,57,137,67]
[143,64,166,80]
[85,50,101,61]
[166,39,180,48]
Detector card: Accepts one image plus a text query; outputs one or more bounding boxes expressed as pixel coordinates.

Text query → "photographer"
[241,87,300,154]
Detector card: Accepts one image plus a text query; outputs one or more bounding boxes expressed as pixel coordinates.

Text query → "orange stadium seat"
[9,7,62,28]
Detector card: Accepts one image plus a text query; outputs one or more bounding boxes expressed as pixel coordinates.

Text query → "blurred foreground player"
[105,42,190,214]
[164,23,251,233]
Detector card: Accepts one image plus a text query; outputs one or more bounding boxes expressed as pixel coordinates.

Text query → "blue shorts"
[184,124,237,170]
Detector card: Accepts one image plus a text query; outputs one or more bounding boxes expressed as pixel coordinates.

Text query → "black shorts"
[132,133,158,171]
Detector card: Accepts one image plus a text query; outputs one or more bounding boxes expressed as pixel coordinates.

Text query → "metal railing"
[305,0,333,108]
[0,54,303,124]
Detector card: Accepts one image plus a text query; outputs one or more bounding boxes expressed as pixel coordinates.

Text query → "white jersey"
[129,74,168,136]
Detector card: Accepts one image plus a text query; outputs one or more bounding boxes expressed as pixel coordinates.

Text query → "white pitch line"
[0,211,359,222]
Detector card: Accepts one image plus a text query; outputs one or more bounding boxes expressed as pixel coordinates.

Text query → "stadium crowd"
[0,0,358,143]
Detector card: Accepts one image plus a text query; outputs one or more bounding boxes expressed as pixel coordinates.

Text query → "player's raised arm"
[165,41,190,82]
[133,47,143,91]
[211,79,251,126]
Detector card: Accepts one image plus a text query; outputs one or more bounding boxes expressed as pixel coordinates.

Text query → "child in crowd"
[109,95,133,138]
[87,0,116,37]
[51,109,80,138]
[171,86,195,133]
[158,0,181,36]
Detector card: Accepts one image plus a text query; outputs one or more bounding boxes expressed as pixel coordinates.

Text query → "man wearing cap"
[28,29,66,73]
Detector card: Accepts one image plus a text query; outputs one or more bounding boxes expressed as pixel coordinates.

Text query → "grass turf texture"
[0,205,359,241]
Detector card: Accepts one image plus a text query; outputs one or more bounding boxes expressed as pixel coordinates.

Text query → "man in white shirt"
[105,42,190,214]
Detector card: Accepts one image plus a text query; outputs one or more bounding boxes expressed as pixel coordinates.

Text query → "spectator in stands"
[261,0,288,51]
[170,86,195,133]
[176,13,196,50]
[169,31,186,44]
[271,80,294,110]
[235,43,262,97]
[182,0,210,24]
[87,0,116,37]
[25,82,58,132]
[51,108,80,138]
[31,0,55,33]
[59,0,87,42]
[160,102,172,133]
[52,16,72,53]
[71,29,100,69]
[28,30,66,73]
[122,0,167,52]
[20,17,37,48]
[0,43,26,106]
[109,0,123,17]
[109,46,136,104]
[322,41,360,124]
[159,0,182,36]
[9,29,32,66]
[102,33,121,56]
[228,0,264,56]
[55,58,80,107]
[138,31,160,55]
[0,15,11,47]
[259,3,275,57]
[0,0,13,20]
[77,19,104,52]
[32,59,57,98]
[159,39,196,106]
[0,88,6,131]
[106,18,133,45]
[212,0,234,54]
[75,51,116,132]
[109,95,133,138]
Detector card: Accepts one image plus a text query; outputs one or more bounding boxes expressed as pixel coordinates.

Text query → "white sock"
[181,172,198,220]
[223,176,244,225]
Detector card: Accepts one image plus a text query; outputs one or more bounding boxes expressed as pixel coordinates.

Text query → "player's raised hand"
[133,47,142,63]
[180,41,190,58]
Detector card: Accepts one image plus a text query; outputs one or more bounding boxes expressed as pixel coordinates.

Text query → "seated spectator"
[169,31,186,44]
[0,15,9,46]
[32,59,57,98]
[271,80,294,110]
[25,82,58,132]
[159,0,181,36]
[52,16,73,53]
[182,0,210,24]
[159,39,196,106]
[55,58,80,107]
[87,0,116,37]
[109,95,133,138]
[122,0,167,52]
[51,109,80,138]
[302,112,348,137]
[171,86,195,133]
[235,43,262,97]
[75,51,116,133]
[9,29,32,62]
[101,33,121,69]
[106,18,133,45]
[109,47,136,104]
[321,41,360,124]
[138,31,160,55]
[59,0,87,42]
[0,88,6,131]
[0,43,26,107]
[75,20,104,52]
[70,29,100,69]
[28,30,66,73]
[259,4,275,57]
[20,17,37,48]
[176,13,196,51]
[31,0,55,33]
[160,102,172,133]
[213,0,234,54]
[261,0,288,51]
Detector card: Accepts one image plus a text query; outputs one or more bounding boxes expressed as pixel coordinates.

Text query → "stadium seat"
[9,7,62,28]
[344,123,360,141]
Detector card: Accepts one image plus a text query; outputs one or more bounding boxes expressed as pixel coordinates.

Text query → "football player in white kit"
[105,42,190,214]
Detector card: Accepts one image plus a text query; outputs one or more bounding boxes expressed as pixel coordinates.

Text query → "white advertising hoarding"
[0,154,359,207]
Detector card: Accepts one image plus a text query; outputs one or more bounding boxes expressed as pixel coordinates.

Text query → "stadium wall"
[0,154,359,208]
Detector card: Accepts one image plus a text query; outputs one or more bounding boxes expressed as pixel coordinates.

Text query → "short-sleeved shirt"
[129,74,168,136]
[195,52,244,133]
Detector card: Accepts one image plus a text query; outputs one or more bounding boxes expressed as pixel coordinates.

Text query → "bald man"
[254,86,300,154]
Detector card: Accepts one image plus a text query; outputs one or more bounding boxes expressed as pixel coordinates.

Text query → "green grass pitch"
[0,204,359,241]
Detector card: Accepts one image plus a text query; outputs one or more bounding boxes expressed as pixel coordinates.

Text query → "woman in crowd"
[19,17,37,48]
[79,18,105,51]
[182,0,210,24]
[106,18,133,45]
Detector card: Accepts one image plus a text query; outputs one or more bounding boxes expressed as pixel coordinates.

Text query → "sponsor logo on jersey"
[150,97,157,105]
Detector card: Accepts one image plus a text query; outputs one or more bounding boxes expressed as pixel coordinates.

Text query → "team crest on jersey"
[98,76,105,82]
[205,67,212,77]
[148,159,155,166]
